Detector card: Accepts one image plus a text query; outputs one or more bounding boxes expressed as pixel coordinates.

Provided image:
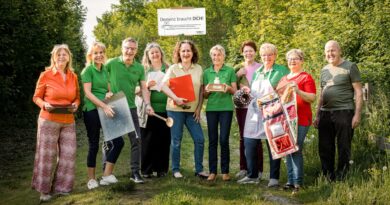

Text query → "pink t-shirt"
[245,62,262,84]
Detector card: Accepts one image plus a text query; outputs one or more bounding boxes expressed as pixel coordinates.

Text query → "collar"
[119,56,134,67]
[51,67,67,75]
[178,63,194,70]
[210,64,226,73]
[91,62,104,72]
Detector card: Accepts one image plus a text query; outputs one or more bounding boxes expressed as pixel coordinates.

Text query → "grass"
[0,93,389,204]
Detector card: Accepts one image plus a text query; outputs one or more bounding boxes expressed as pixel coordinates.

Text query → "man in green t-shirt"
[106,37,154,184]
[314,40,363,181]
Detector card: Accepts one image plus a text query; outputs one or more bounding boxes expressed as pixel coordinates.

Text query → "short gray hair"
[122,37,138,48]
[259,43,278,56]
[209,44,226,58]
[286,49,304,61]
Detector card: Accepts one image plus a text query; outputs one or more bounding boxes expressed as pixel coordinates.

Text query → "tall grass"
[0,93,389,204]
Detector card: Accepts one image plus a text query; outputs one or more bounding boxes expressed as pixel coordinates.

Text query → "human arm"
[193,85,204,123]
[140,80,154,115]
[83,82,114,117]
[351,82,363,128]
[313,88,323,129]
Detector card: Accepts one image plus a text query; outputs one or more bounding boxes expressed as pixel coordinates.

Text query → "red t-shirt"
[277,72,316,126]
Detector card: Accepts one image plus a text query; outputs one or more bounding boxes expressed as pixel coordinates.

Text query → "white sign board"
[158,8,206,36]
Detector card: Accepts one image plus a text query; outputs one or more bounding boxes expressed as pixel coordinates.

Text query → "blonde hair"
[259,43,278,56]
[46,44,73,72]
[142,42,168,71]
[86,42,107,65]
[209,44,226,58]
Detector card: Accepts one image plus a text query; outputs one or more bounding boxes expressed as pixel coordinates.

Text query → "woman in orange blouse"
[31,44,80,202]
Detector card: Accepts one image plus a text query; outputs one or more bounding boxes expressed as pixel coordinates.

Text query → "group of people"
[31,38,362,201]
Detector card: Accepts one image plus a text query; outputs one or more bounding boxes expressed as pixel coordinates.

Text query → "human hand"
[174,97,186,106]
[290,82,299,93]
[241,86,250,94]
[146,104,155,116]
[70,103,78,113]
[351,113,361,129]
[313,117,320,129]
[105,91,113,100]
[236,68,246,77]
[147,80,157,89]
[193,107,201,123]
[44,102,54,112]
[103,104,115,118]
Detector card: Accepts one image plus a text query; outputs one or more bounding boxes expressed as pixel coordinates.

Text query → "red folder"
[169,74,196,103]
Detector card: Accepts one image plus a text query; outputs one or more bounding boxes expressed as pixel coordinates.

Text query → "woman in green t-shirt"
[140,43,171,178]
[203,45,237,181]
[81,42,124,190]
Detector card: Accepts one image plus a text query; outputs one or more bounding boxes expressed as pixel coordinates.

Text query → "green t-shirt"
[320,60,361,111]
[148,65,168,112]
[106,56,145,108]
[203,65,237,111]
[80,63,109,112]
[253,64,289,88]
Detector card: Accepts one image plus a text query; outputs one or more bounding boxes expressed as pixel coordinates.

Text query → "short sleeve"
[349,63,361,83]
[80,66,92,83]
[162,65,175,84]
[230,68,237,83]
[203,70,209,85]
[139,64,146,81]
[302,74,316,94]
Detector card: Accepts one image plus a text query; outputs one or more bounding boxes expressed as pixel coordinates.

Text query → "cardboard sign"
[157,8,206,36]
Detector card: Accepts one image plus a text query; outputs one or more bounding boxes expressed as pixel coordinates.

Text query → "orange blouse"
[33,68,80,123]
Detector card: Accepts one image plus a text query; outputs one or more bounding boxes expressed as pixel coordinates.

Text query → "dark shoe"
[194,171,208,179]
[283,183,294,190]
[157,172,167,177]
[292,185,300,195]
[130,172,145,184]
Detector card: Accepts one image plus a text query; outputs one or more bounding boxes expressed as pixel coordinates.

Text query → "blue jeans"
[206,111,233,174]
[266,142,281,180]
[244,137,262,178]
[286,126,310,186]
[168,111,205,173]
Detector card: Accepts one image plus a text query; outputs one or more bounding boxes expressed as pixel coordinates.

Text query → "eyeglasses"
[287,58,302,61]
[123,46,137,51]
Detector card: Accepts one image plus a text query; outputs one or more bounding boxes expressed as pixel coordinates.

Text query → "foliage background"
[0,0,389,204]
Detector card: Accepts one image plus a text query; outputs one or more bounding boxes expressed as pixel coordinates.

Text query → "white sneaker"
[173,172,183,178]
[40,194,52,202]
[87,179,99,190]
[237,176,259,184]
[100,175,118,185]
[268,178,279,187]
[235,170,247,179]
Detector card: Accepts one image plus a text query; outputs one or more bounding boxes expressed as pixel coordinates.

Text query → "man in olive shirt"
[106,37,154,184]
[314,40,363,181]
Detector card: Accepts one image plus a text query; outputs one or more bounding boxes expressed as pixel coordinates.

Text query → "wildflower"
[349,160,354,165]
[383,166,388,171]
[311,134,315,139]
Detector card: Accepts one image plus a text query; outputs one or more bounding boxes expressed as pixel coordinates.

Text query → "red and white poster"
[257,83,298,159]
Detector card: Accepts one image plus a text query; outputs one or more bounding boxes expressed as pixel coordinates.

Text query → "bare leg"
[88,167,96,179]
[103,162,115,176]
